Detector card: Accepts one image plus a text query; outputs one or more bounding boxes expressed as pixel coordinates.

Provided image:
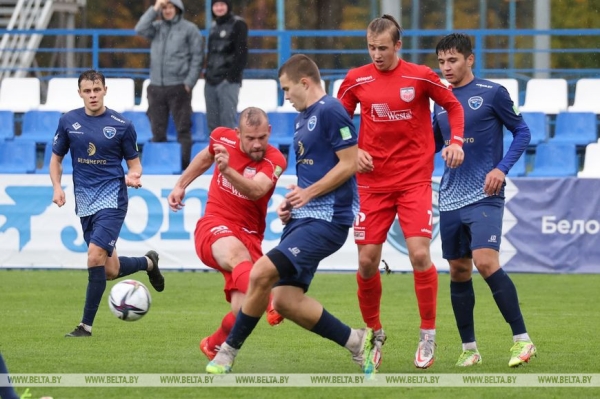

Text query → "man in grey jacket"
[135,0,203,170]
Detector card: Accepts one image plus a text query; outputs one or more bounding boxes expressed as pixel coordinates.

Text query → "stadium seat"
[39,78,81,112]
[238,79,279,112]
[283,145,296,175]
[105,78,135,112]
[528,142,578,177]
[0,140,37,173]
[191,79,206,112]
[568,79,600,114]
[133,79,151,112]
[0,110,15,140]
[141,142,182,174]
[519,78,568,114]
[433,152,445,177]
[488,78,520,107]
[267,111,296,146]
[577,142,600,178]
[519,112,548,145]
[0,77,41,113]
[16,110,62,143]
[503,137,527,177]
[191,112,209,142]
[121,111,153,143]
[37,143,73,174]
[332,79,360,114]
[551,112,597,146]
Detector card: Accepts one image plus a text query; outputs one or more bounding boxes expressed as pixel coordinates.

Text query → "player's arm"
[168,146,214,211]
[336,75,359,117]
[432,107,445,153]
[286,145,358,209]
[49,152,66,207]
[220,165,274,201]
[125,157,142,188]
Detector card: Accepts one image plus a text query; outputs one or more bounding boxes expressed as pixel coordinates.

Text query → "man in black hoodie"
[204,0,248,133]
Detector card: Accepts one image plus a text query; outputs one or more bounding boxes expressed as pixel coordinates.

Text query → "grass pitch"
[1,270,599,399]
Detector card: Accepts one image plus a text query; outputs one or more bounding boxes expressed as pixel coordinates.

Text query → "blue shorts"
[440,198,504,260]
[267,218,349,292]
[80,208,126,257]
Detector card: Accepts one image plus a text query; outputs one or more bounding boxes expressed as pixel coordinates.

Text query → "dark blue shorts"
[440,198,504,260]
[80,208,126,257]
[267,218,349,292]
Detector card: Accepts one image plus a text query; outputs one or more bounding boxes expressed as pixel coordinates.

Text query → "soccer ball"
[108,280,151,321]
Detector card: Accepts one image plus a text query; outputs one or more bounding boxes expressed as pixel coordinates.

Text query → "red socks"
[207,311,236,349]
[414,265,438,330]
[231,260,253,294]
[356,272,382,331]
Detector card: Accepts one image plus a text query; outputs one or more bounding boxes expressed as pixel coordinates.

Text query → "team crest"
[103,126,117,139]
[243,167,257,178]
[400,87,415,102]
[307,116,317,131]
[468,96,484,110]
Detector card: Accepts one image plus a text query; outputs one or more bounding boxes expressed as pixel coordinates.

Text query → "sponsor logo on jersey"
[475,83,493,89]
[356,76,374,82]
[371,104,413,121]
[400,87,415,102]
[220,137,236,145]
[468,96,484,110]
[339,126,352,140]
[72,122,81,130]
[87,143,96,156]
[110,115,125,124]
[243,167,257,179]
[307,116,317,131]
[103,126,117,139]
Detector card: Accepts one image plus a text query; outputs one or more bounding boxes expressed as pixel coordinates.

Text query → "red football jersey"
[338,60,464,191]
[204,127,286,239]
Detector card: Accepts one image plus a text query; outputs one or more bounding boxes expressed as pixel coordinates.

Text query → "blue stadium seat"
[16,111,62,144]
[528,142,578,177]
[0,140,37,173]
[191,112,209,142]
[503,137,526,177]
[37,143,73,174]
[0,110,15,140]
[283,145,296,175]
[267,111,296,146]
[551,112,597,146]
[520,112,548,145]
[121,111,153,143]
[191,141,214,175]
[433,152,445,177]
[141,142,182,174]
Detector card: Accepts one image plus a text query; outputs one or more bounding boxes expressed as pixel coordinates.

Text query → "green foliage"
[1,270,600,398]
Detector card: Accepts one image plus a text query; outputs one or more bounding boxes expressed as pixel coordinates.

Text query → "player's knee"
[105,269,119,280]
[408,247,430,269]
[358,253,380,274]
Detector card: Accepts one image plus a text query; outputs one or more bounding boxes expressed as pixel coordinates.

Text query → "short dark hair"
[278,54,321,85]
[239,107,268,129]
[435,33,473,57]
[367,14,402,43]
[78,70,105,88]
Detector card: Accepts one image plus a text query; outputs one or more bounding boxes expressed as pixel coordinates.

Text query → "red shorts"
[354,183,433,245]
[194,215,263,302]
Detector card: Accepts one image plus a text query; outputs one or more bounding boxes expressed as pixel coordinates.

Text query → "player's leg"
[168,84,193,169]
[354,191,397,349]
[398,184,438,368]
[469,201,535,367]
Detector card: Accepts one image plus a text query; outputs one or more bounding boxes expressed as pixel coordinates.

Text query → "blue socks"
[450,279,476,343]
[226,311,260,350]
[81,266,106,327]
[485,268,527,335]
[118,256,148,278]
[310,308,351,347]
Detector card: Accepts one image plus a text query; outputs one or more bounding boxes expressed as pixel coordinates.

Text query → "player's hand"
[277,199,293,224]
[357,148,374,173]
[484,168,506,196]
[53,188,66,207]
[126,172,142,188]
[167,187,186,211]
[285,184,311,209]
[213,144,230,172]
[442,143,464,168]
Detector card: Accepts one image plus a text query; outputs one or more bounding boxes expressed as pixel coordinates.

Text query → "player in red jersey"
[167,107,287,359]
[337,15,465,369]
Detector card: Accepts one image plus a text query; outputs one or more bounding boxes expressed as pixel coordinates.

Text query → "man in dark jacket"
[204,0,248,133]
[135,0,203,170]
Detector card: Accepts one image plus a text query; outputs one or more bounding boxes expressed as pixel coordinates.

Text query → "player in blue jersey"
[433,34,536,367]
[49,70,165,338]
[206,54,381,375]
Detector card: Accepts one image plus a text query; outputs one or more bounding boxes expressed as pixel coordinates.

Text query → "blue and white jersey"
[433,78,530,211]
[291,95,359,226]
[52,107,139,217]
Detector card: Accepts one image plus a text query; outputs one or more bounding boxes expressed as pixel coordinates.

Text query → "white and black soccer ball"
[108,280,151,321]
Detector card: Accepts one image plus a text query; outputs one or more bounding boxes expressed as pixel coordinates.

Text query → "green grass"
[1,270,599,399]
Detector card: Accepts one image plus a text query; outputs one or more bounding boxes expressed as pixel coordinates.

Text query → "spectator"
[135,0,203,170]
[204,0,249,133]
